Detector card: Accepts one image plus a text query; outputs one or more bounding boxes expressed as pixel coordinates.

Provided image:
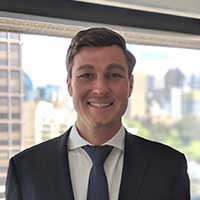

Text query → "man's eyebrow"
[107,63,126,72]
[77,64,94,71]
[76,63,125,71]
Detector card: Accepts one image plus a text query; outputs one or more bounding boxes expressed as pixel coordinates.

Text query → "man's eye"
[111,73,123,78]
[79,73,93,79]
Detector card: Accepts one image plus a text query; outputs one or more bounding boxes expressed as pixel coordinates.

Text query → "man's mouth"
[88,102,113,108]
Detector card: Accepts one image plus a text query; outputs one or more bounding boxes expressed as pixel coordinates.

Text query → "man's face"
[67,45,133,130]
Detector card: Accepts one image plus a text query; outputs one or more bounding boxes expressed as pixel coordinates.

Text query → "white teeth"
[89,102,111,107]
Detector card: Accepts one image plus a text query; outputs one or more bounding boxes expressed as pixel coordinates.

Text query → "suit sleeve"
[5,158,22,200]
[172,154,190,200]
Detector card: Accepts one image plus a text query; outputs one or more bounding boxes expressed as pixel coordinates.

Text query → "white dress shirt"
[68,125,125,200]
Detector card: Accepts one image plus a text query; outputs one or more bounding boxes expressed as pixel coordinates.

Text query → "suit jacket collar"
[57,128,152,200]
[52,127,74,200]
[118,130,152,200]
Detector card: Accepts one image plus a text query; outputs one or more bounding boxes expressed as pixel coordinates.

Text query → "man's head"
[66,28,136,140]
[66,28,136,78]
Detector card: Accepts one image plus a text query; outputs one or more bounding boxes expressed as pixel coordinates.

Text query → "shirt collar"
[68,125,125,151]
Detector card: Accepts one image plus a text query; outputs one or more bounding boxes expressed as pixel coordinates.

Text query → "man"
[6,28,190,200]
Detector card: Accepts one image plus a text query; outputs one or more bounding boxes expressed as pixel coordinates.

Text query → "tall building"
[23,72,34,101]
[129,72,147,119]
[182,89,200,117]
[165,68,185,91]
[22,83,75,149]
[190,74,200,89]
[22,72,35,150]
[0,32,23,199]
[35,84,64,102]
[170,87,182,119]
[34,100,74,144]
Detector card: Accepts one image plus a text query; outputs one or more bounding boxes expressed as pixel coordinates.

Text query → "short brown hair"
[66,27,136,78]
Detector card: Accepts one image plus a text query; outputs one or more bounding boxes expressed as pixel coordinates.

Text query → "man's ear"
[67,77,72,96]
[128,75,134,97]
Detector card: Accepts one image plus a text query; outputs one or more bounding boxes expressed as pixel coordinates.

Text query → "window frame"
[0,11,200,50]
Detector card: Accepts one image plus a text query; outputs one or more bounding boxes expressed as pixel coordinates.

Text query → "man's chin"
[89,119,110,127]
[90,118,120,129]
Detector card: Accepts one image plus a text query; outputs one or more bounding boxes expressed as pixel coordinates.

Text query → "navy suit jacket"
[6,128,190,200]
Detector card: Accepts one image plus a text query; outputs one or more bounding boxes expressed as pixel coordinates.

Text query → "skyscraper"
[0,32,22,199]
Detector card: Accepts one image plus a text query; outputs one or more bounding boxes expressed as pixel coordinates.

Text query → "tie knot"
[82,145,113,165]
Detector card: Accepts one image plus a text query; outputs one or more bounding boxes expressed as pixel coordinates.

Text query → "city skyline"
[22,34,200,89]
[1,32,200,199]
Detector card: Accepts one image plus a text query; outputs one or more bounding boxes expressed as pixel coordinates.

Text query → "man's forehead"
[76,45,124,55]
[73,45,127,63]
[76,63,126,72]
[70,45,129,74]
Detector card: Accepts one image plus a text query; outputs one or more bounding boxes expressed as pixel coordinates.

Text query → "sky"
[21,34,200,89]
[22,34,70,89]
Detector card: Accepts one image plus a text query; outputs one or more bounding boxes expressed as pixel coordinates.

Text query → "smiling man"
[6,28,190,200]
[67,45,133,145]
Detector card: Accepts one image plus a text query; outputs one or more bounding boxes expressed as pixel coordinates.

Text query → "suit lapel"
[118,131,152,200]
[48,129,152,200]
[46,128,74,200]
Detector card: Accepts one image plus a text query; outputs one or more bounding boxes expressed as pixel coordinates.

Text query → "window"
[10,124,21,151]
[0,124,8,132]
[0,42,8,66]
[11,123,21,132]
[10,43,20,66]
[0,70,8,92]
[9,33,20,40]
[12,140,20,145]
[0,27,199,200]
[0,97,8,119]
[0,140,8,145]
[0,43,7,51]
[0,32,7,39]
[0,70,7,78]
[11,70,21,93]
[11,97,21,119]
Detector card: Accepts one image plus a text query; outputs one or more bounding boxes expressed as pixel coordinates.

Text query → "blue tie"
[82,145,113,200]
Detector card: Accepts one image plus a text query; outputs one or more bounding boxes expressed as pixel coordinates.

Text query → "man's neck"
[75,122,122,145]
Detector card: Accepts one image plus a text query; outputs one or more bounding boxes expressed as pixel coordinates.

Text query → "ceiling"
[75,0,200,19]
[0,0,199,37]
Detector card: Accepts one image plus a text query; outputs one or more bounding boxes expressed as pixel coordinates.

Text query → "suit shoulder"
[126,132,185,160]
[12,131,69,162]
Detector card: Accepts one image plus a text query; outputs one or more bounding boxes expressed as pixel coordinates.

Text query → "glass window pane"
[11,97,21,119]
[11,71,20,92]
[124,45,200,197]
[9,33,20,40]
[0,32,7,38]
[0,42,8,66]
[0,43,7,51]
[0,31,199,200]
[11,123,21,132]
[0,97,8,119]
[10,43,20,66]
[0,124,8,132]
[0,70,8,92]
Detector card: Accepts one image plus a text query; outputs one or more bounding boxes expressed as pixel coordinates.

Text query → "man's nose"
[92,77,110,96]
